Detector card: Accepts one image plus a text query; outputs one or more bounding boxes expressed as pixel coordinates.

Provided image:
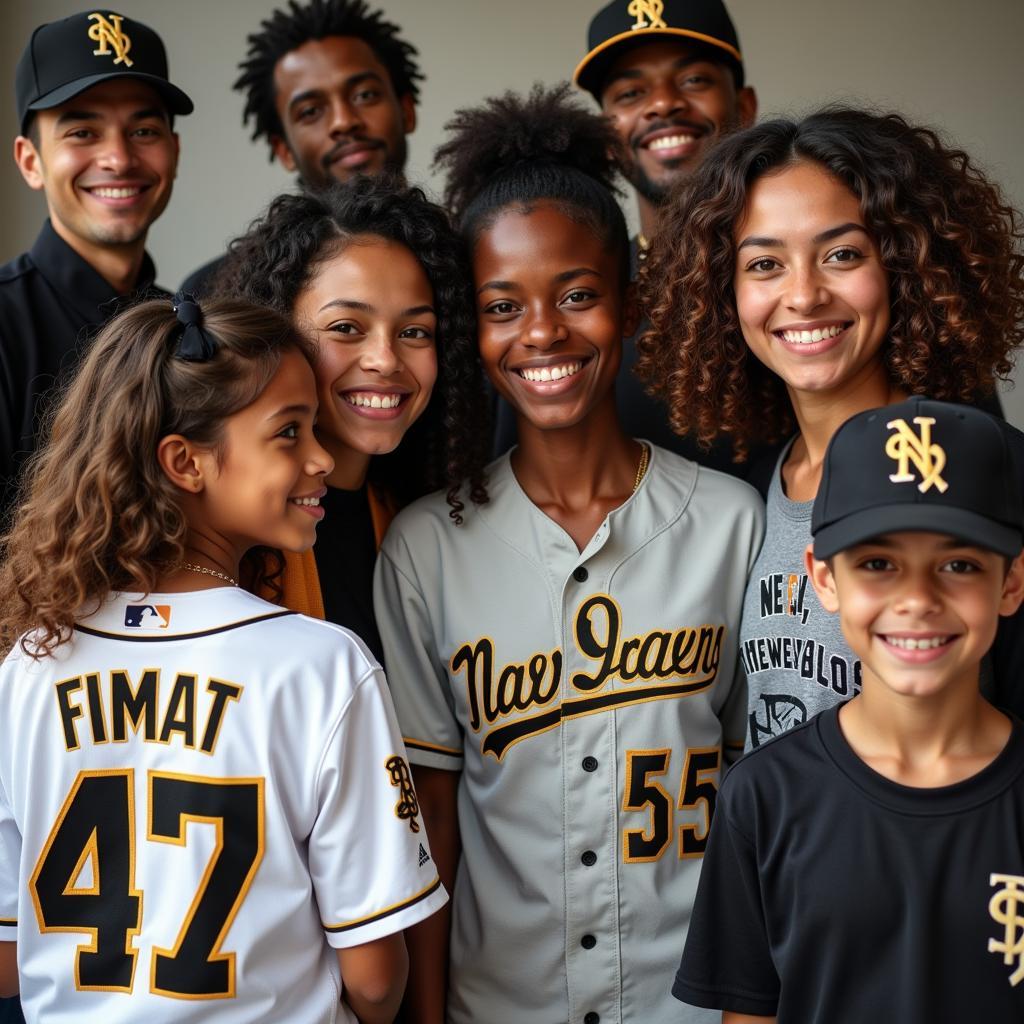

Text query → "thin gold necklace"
[178,561,238,587]
[633,443,649,492]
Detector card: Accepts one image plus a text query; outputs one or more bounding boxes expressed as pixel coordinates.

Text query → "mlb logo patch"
[124,604,171,629]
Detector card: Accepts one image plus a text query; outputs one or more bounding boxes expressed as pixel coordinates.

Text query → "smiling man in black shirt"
[0,10,191,515]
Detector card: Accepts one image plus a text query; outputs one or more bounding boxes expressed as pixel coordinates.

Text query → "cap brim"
[813,504,1024,560]
[573,27,743,98]
[25,71,193,125]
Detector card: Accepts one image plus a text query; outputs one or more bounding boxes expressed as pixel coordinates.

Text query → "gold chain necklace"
[633,443,649,492]
[178,561,238,587]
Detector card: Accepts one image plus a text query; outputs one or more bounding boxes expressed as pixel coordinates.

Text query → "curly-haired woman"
[215,178,489,658]
[637,107,1024,747]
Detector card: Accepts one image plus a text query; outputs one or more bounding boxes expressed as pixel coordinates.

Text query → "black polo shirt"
[0,220,166,512]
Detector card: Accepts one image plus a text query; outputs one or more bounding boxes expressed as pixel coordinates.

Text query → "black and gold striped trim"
[323,875,442,934]
[403,737,463,758]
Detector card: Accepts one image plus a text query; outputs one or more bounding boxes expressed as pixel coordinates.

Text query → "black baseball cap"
[574,0,745,101]
[16,10,193,135]
[812,398,1024,560]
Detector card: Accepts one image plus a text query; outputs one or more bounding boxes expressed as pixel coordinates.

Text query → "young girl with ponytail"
[0,298,445,1023]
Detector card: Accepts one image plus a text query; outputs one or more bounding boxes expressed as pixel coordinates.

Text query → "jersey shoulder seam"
[311,666,382,802]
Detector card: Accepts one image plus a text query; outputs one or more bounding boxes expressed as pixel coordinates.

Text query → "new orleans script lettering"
[572,594,722,690]
[453,639,562,733]
[450,594,724,760]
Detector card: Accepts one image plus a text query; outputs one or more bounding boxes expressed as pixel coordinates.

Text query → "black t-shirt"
[676,704,1024,1022]
[0,220,165,513]
[312,485,383,664]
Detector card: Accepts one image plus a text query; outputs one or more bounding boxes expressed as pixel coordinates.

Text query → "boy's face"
[807,531,1024,700]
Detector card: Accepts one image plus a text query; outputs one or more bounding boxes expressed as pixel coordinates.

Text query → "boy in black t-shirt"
[675,398,1024,1024]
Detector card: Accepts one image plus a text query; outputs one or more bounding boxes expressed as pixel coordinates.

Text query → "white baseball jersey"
[0,587,446,1024]
[374,446,764,1024]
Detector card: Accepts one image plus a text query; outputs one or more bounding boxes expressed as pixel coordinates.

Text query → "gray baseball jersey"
[374,446,764,1024]
[0,587,446,1023]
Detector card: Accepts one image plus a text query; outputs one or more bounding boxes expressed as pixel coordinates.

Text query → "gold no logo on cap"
[628,0,668,30]
[885,416,948,494]
[87,12,133,67]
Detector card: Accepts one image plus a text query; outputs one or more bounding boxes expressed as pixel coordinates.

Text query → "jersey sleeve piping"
[376,547,466,768]
[403,736,463,757]
[322,874,442,934]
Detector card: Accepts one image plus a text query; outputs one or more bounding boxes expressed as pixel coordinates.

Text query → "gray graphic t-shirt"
[739,441,860,750]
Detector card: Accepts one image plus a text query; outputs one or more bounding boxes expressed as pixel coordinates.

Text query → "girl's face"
[474,203,629,433]
[733,160,891,399]
[293,235,439,462]
[197,349,334,555]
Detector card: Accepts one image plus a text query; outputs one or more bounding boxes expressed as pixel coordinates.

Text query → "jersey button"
[582,756,598,772]
[573,566,589,582]
[581,850,597,866]
[584,1014,600,1024]
[581,934,597,949]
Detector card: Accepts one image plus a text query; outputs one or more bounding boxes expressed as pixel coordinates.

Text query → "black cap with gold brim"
[574,0,744,101]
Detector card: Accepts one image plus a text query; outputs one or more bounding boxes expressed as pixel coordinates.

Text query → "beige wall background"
[3,0,1023,420]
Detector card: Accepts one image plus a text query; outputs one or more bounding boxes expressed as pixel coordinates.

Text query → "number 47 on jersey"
[30,768,263,998]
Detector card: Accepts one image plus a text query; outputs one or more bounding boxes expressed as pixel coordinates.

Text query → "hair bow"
[172,294,219,362]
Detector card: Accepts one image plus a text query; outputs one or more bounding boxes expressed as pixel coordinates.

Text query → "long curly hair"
[636,106,1024,459]
[0,299,314,657]
[234,0,422,151]
[214,178,489,519]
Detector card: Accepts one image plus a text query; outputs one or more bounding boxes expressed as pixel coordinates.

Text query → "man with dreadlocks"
[181,0,421,296]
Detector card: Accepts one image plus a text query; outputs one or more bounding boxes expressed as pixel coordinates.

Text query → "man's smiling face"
[600,38,755,209]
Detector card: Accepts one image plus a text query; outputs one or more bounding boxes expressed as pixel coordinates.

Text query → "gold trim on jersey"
[322,875,442,933]
[29,768,143,994]
[147,770,265,1000]
[621,749,673,863]
[403,736,463,757]
[677,746,720,859]
[62,828,101,896]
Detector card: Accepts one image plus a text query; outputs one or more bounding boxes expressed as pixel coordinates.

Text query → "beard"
[296,135,409,190]
[623,112,741,209]
[623,160,673,208]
